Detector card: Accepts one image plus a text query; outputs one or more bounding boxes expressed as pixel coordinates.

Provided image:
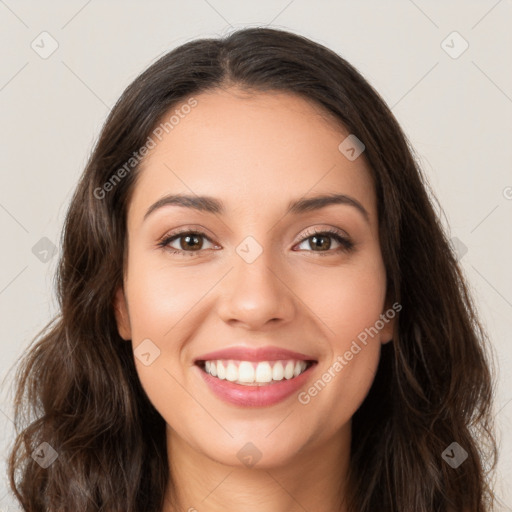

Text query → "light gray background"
[0,1,511,510]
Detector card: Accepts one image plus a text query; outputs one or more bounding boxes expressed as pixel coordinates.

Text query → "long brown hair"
[6,27,498,511]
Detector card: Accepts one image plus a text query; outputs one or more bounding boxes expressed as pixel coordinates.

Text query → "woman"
[6,27,497,511]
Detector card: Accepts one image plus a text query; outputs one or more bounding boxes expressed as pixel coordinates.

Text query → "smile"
[198,359,313,385]
[195,359,317,407]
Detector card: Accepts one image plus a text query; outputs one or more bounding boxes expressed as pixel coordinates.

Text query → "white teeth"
[284,361,295,379]
[238,361,255,382]
[272,361,284,381]
[216,361,226,380]
[255,362,272,383]
[202,359,309,385]
[225,362,238,382]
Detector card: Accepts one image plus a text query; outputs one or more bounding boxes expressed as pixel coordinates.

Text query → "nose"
[216,247,296,330]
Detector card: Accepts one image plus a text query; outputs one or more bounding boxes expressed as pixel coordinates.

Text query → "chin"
[198,433,307,469]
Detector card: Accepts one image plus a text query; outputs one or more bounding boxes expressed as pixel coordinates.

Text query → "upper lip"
[195,346,317,363]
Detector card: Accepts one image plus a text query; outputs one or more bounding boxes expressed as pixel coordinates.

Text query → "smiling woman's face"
[114,87,394,470]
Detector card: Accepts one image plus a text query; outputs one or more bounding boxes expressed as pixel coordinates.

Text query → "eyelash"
[157,227,355,257]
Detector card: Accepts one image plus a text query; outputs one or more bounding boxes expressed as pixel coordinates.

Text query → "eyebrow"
[143,192,370,224]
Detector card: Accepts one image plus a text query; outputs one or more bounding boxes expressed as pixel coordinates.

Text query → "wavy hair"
[6,27,498,511]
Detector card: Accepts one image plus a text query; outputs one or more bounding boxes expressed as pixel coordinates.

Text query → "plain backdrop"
[0,0,511,509]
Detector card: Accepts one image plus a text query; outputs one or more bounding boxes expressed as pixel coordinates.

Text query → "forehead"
[128,88,376,225]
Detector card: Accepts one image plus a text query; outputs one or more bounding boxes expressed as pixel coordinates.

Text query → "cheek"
[124,252,213,341]
[297,255,387,347]
[294,254,386,423]
[124,253,199,425]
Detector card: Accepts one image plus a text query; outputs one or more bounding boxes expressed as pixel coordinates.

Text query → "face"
[114,87,394,468]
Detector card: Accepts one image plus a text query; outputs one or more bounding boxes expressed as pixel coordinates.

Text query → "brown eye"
[177,233,203,251]
[295,228,354,255]
[308,234,333,251]
[158,230,216,255]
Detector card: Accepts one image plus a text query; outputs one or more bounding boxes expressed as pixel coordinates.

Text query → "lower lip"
[196,363,317,407]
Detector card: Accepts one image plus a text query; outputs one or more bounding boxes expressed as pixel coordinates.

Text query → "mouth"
[193,346,318,406]
[195,358,317,386]
[194,357,318,407]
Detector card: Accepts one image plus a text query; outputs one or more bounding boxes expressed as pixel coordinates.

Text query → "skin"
[114,87,395,512]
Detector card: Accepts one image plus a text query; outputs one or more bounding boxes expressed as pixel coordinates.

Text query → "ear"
[113,286,132,340]
[380,318,394,345]
[380,297,399,345]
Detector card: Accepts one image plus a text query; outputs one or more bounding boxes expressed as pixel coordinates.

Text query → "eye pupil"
[311,235,330,251]
[182,234,202,250]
